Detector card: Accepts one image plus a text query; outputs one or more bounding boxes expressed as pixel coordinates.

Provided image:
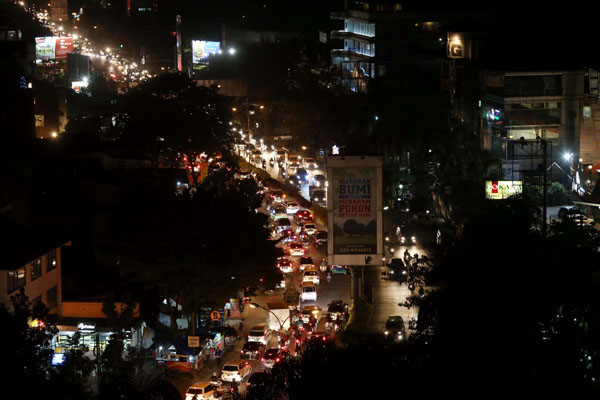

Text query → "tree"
[0,289,58,397]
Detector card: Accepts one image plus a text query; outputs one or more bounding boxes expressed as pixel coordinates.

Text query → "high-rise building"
[50,0,68,23]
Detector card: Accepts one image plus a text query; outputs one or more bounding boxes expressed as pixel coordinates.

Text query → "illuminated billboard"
[35,36,73,61]
[192,40,220,64]
[327,156,383,266]
[36,37,56,60]
[55,37,74,58]
[485,180,523,199]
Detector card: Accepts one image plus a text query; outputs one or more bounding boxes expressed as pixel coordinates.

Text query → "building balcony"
[331,48,374,60]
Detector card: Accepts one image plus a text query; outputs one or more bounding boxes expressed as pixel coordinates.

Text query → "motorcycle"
[320,259,327,272]
[269,160,275,167]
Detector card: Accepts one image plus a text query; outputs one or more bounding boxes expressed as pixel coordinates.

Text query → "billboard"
[35,36,73,61]
[485,180,523,199]
[55,37,74,58]
[327,156,383,266]
[36,37,56,60]
[192,40,220,63]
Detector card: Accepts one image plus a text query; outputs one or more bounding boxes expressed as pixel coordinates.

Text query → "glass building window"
[47,249,57,272]
[7,267,26,294]
[31,258,42,281]
[47,285,58,309]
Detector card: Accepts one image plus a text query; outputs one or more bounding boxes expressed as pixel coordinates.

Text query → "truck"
[266,302,293,332]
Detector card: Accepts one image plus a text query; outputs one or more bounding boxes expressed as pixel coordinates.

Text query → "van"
[247,324,271,345]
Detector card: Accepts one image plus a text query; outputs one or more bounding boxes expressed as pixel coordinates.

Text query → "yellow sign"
[485,180,522,199]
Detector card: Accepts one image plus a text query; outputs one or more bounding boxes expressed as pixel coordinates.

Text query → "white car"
[286,202,299,214]
[301,282,317,302]
[302,267,320,285]
[221,360,252,382]
[185,382,218,400]
[303,223,318,236]
[288,242,305,257]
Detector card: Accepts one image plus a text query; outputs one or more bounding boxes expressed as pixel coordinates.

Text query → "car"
[185,382,218,400]
[302,267,320,285]
[240,341,266,359]
[303,223,318,236]
[247,324,272,345]
[296,168,309,183]
[277,258,294,274]
[279,229,297,243]
[286,202,299,214]
[270,205,288,220]
[295,209,314,223]
[209,326,240,346]
[309,331,329,343]
[397,225,417,245]
[414,212,444,226]
[313,230,327,246]
[246,371,273,390]
[269,189,285,203]
[558,206,586,220]
[301,281,317,302]
[286,176,302,187]
[300,305,322,324]
[327,301,348,320]
[312,174,327,187]
[311,189,326,205]
[277,218,292,232]
[564,213,594,225]
[298,257,313,271]
[288,242,305,256]
[221,360,252,382]
[261,348,286,369]
[384,316,407,342]
[303,157,317,169]
[331,265,347,275]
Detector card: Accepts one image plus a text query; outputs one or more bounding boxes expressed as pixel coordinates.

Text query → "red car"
[294,209,314,223]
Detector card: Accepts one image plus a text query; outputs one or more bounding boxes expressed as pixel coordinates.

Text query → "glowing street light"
[563,152,573,161]
[228,48,236,55]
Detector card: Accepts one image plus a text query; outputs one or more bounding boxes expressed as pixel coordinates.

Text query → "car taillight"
[255,351,259,354]
[241,350,244,354]
[261,358,265,362]
[275,357,280,362]
[322,337,326,341]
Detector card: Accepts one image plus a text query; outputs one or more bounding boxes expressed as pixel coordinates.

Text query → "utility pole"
[542,139,547,238]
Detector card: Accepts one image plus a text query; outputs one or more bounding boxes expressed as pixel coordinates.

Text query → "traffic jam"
[183,145,350,399]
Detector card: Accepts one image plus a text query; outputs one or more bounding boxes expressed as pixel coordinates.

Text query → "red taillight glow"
[261,358,265,362]
[255,351,259,354]
[322,337,326,341]
[275,357,280,362]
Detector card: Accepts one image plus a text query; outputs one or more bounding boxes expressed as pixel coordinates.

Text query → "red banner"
[55,37,74,59]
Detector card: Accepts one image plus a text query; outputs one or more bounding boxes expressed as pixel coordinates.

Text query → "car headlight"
[411,236,416,242]
[384,330,389,335]
[401,237,406,242]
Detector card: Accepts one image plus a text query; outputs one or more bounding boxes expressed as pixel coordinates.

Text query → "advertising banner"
[55,37,74,58]
[327,156,383,266]
[35,37,55,60]
[485,180,523,199]
[35,36,73,61]
[192,40,220,63]
[333,167,377,254]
